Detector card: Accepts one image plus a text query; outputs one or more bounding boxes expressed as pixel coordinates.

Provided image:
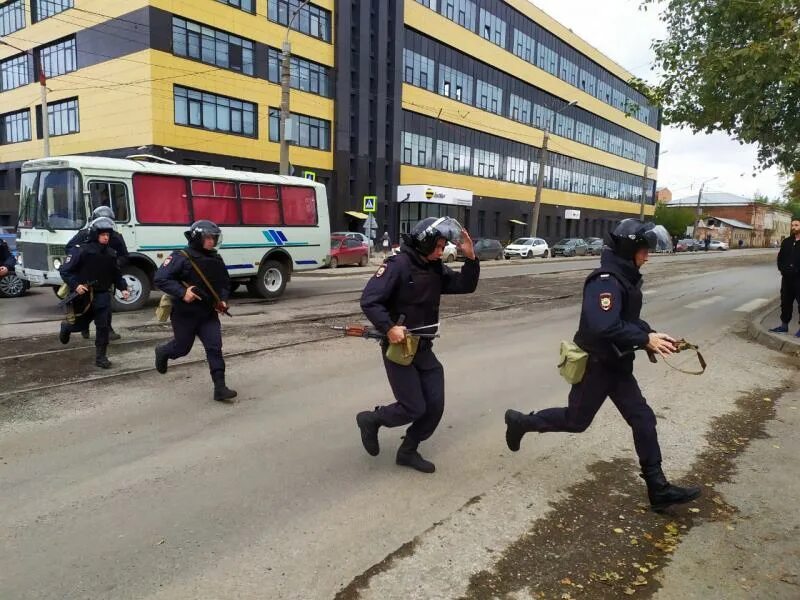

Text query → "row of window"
[403,29,657,167]
[215,0,254,14]
[0,97,79,145]
[267,0,331,43]
[132,175,318,226]
[401,110,655,204]
[414,0,656,125]
[267,108,331,151]
[172,17,255,76]
[267,47,332,97]
[0,0,72,36]
[0,36,76,93]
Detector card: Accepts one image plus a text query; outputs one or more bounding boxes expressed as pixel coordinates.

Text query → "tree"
[654,203,695,238]
[782,172,800,217]
[641,0,800,172]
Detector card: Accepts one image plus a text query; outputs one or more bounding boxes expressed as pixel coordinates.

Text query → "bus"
[15,155,331,311]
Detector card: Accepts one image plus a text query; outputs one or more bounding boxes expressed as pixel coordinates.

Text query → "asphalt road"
[0,249,797,599]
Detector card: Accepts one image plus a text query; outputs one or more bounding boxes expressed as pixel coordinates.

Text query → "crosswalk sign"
[363,195,377,213]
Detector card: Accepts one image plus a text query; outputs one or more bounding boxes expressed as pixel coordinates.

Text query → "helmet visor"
[201,232,223,248]
[432,217,466,244]
[643,224,671,252]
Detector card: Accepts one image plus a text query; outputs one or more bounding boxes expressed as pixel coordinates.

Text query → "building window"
[436,140,470,173]
[415,0,436,8]
[0,0,25,36]
[505,156,528,184]
[172,17,255,76]
[536,43,558,76]
[402,49,435,92]
[32,0,73,22]
[440,0,476,30]
[267,0,331,43]
[580,69,596,96]
[513,29,535,64]
[215,0,254,13]
[555,113,575,139]
[268,108,330,150]
[479,8,506,47]
[473,148,500,179]
[1,53,32,92]
[560,57,579,87]
[438,64,473,105]
[267,47,332,97]
[174,85,257,138]
[37,37,77,78]
[401,132,433,167]
[509,94,531,124]
[532,103,554,130]
[40,97,79,137]
[0,109,31,144]
[476,80,502,115]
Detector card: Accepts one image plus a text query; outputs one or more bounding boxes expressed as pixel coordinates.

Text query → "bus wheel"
[253,260,288,300]
[113,265,151,312]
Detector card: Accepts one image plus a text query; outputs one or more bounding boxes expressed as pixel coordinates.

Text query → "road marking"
[685,295,724,309]
[642,289,659,296]
[734,298,770,312]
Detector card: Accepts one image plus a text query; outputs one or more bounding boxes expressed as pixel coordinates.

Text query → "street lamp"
[0,40,49,157]
[693,176,718,238]
[639,149,668,219]
[279,0,312,176]
[530,100,577,236]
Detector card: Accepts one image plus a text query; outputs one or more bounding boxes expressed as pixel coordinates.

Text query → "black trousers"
[163,309,225,375]
[65,291,112,349]
[779,275,800,325]
[525,358,662,468]
[376,346,445,443]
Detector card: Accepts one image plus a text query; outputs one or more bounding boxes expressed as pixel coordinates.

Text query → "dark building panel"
[76,7,151,70]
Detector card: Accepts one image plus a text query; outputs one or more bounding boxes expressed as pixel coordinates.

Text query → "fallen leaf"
[633,575,648,586]
[613,528,624,534]
[560,578,572,585]
[763,397,772,402]
[689,508,701,513]
[624,588,636,596]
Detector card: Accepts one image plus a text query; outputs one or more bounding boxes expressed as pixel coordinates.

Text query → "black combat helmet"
[185,220,222,250]
[91,206,115,220]
[608,219,671,261]
[89,216,116,241]
[402,216,465,256]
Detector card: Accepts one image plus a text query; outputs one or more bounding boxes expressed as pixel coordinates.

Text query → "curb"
[746,300,800,356]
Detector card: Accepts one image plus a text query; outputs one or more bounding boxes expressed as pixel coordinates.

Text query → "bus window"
[17,169,83,229]
[240,183,280,225]
[133,174,190,224]
[282,186,317,226]
[190,179,238,225]
[89,181,130,222]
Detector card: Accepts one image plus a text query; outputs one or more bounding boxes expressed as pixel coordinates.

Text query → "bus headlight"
[53,258,62,269]
[16,253,23,266]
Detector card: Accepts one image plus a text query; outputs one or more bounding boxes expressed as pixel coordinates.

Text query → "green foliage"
[641,0,800,172]
[654,203,696,237]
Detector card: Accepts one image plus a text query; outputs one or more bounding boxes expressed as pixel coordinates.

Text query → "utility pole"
[693,176,718,239]
[279,0,312,176]
[40,69,50,158]
[531,100,577,237]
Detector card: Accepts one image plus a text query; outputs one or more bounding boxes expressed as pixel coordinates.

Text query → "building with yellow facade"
[0,0,660,242]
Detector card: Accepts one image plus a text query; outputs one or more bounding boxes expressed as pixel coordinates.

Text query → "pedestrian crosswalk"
[681,295,770,313]
[733,298,771,312]
[685,295,724,309]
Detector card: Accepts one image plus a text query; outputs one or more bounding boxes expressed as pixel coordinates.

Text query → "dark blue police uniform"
[67,229,129,264]
[0,240,14,272]
[153,247,230,381]
[357,242,479,469]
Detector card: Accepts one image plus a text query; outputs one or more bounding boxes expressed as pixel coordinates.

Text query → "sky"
[529,0,786,202]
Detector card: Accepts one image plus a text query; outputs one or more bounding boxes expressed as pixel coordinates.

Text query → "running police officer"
[356,217,479,473]
[58,217,130,368]
[0,237,14,278]
[153,220,236,403]
[66,206,129,341]
[504,219,701,512]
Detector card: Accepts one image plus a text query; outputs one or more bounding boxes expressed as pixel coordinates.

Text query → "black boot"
[504,409,535,452]
[396,436,435,473]
[59,322,71,345]
[211,371,237,403]
[109,329,121,341]
[154,344,169,374]
[80,329,90,339]
[356,410,382,456]
[641,465,702,512]
[95,346,112,369]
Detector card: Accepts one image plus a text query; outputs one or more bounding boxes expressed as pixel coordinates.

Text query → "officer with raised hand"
[66,205,129,341]
[356,217,480,473]
[58,217,129,368]
[504,219,701,512]
[153,220,236,403]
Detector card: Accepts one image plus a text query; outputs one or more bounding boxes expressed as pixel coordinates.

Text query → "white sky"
[529,0,786,201]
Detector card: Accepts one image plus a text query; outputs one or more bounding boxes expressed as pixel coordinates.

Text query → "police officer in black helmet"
[66,205,129,341]
[504,219,701,512]
[153,220,236,403]
[356,216,480,473]
[58,217,130,368]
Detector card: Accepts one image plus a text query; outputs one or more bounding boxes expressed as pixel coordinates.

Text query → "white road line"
[685,295,724,309]
[642,289,661,296]
[734,298,771,313]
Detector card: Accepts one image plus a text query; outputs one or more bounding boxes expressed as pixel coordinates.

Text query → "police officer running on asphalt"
[58,217,130,369]
[504,219,701,512]
[66,206,129,341]
[356,217,480,473]
[153,220,236,403]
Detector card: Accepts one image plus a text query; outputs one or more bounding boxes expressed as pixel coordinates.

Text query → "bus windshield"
[17,169,84,230]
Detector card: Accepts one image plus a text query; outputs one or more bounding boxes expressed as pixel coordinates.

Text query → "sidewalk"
[747,304,800,356]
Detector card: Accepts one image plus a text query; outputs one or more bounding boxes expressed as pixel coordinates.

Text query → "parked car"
[584,237,604,255]
[504,237,550,259]
[459,238,504,261]
[551,238,588,257]
[331,231,370,248]
[675,238,697,252]
[329,236,369,268]
[0,231,28,298]
[708,240,729,251]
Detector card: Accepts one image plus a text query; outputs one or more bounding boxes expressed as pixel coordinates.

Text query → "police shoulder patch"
[64,255,72,264]
[375,263,387,278]
[599,292,613,311]
[162,256,172,267]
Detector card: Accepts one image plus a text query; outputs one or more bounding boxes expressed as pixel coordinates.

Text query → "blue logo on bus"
[263,229,289,246]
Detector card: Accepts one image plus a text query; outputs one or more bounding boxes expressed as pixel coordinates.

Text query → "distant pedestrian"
[738,239,744,250]
[704,235,711,252]
[769,218,800,336]
[381,231,391,258]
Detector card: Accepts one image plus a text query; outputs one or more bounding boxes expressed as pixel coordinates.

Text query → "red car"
[329,235,369,268]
